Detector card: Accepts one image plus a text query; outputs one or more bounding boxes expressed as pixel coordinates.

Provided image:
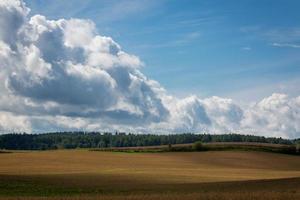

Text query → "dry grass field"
[0,149,300,199]
[94,142,296,154]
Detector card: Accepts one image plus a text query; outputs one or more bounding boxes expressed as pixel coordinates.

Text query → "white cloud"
[272,42,300,48]
[161,95,211,133]
[0,0,299,138]
[242,47,251,51]
[0,111,31,133]
[0,0,168,128]
[202,96,243,133]
[264,28,300,43]
[242,94,300,138]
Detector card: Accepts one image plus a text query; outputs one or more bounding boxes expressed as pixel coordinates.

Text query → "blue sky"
[1,0,300,136]
[24,0,300,101]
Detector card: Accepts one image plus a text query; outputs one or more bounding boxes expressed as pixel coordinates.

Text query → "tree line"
[0,132,296,150]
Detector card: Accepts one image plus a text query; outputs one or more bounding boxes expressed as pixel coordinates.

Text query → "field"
[0,148,300,199]
[92,142,297,154]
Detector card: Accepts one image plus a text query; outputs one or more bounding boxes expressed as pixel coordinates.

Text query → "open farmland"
[92,142,298,154]
[0,149,300,199]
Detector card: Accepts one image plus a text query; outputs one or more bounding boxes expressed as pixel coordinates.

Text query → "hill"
[0,150,300,199]
[92,142,299,155]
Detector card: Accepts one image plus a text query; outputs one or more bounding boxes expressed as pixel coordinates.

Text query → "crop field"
[0,149,300,199]
[93,142,297,154]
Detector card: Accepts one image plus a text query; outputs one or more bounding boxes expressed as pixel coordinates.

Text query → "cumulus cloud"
[242,94,300,138]
[0,0,299,138]
[0,111,31,133]
[0,0,168,130]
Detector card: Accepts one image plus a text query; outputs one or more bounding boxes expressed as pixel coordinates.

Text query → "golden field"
[0,149,300,199]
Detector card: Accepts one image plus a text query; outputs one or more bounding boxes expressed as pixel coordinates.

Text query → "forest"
[0,132,297,150]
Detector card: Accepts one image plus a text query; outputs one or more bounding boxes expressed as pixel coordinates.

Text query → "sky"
[0,0,300,138]
[25,0,300,101]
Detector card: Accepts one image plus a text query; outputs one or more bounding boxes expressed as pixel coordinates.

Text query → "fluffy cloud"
[242,94,300,138]
[0,111,31,133]
[0,0,299,138]
[0,0,168,130]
